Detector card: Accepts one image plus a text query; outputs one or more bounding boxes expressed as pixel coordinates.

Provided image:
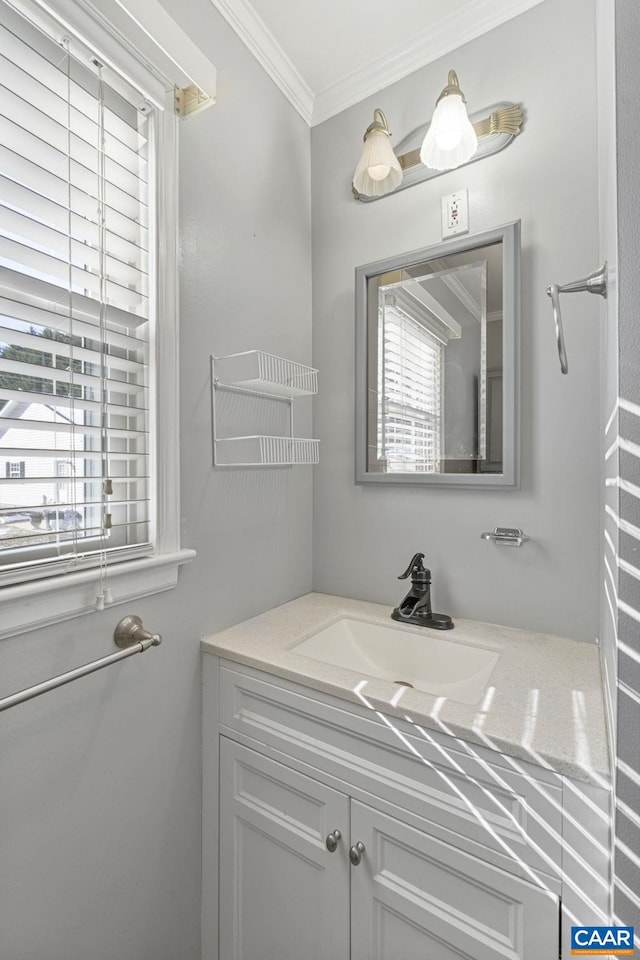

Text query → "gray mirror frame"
[355,221,520,488]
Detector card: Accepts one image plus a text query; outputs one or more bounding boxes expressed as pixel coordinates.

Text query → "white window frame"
[0,0,196,639]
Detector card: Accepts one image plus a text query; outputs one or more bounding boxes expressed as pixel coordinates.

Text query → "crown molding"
[207,0,544,127]
[312,0,545,125]
[207,0,313,123]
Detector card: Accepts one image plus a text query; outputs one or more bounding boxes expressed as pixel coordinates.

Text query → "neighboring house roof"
[0,400,30,442]
[0,399,75,444]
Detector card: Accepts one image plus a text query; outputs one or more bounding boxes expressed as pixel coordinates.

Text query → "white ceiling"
[208,0,545,125]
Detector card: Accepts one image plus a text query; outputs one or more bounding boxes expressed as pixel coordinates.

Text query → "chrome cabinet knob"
[325,829,342,853]
[349,841,365,866]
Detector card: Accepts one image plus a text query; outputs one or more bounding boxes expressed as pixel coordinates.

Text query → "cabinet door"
[219,738,350,960]
[350,800,559,960]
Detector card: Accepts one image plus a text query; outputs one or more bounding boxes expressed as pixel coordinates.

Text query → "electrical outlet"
[441,189,469,238]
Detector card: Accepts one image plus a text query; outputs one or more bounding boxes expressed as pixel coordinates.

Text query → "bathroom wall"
[0,2,312,957]
[311,0,601,643]
[597,0,619,758]
[612,0,640,931]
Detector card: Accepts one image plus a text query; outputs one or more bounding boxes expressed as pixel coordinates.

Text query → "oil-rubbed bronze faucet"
[391,553,454,630]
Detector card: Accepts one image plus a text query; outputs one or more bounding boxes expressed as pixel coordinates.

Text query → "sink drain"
[393,680,414,689]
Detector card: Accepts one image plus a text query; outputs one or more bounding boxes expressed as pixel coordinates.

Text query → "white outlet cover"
[441,189,469,238]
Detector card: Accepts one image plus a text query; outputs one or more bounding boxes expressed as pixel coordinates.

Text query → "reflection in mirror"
[356,222,519,487]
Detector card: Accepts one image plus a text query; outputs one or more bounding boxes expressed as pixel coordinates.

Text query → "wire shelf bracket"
[211,352,320,467]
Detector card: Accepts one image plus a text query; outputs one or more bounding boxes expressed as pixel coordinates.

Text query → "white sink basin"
[291,618,499,706]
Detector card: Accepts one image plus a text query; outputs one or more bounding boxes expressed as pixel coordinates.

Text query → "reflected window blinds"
[0,1,154,582]
[378,305,443,473]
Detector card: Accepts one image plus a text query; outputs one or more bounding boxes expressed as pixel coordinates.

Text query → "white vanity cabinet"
[350,800,559,960]
[219,738,558,960]
[219,739,351,959]
[203,655,609,960]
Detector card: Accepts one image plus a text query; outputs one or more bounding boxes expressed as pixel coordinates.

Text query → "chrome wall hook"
[546,263,607,374]
[481,527,529,547]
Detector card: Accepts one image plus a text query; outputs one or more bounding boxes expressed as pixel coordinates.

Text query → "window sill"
[0,548,196,640]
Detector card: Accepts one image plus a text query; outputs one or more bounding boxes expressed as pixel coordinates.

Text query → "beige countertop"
[202,592,611,785]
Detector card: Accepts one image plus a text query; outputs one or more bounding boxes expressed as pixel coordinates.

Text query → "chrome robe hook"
[546,263,607,374]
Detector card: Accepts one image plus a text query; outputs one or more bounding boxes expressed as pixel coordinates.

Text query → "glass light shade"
[353,128,403,197]
[420,93,478,171]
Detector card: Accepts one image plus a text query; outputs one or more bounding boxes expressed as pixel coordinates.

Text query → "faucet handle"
[398,552,426,580]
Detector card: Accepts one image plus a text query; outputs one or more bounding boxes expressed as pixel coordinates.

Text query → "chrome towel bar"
[0,616,161,713]
[546,263,607,374]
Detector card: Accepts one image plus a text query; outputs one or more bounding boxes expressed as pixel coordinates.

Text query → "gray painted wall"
[598,0,619,761]
[4,0,636,954]
[311,0,601,643]
[612,0,640,931]
[0,2,312,957]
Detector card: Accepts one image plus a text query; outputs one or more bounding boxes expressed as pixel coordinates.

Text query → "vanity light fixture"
[420,70,478,171]
[352,108,403,198]
[352,94,523,202]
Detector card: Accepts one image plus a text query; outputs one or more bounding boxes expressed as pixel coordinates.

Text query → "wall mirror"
[355,221,520,487]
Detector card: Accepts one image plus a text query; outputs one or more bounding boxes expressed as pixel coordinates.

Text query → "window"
[0,0,193,638]
[377,302,444,473]
[6,460,25,479]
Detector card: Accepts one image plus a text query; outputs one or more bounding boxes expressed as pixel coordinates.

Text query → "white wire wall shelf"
[215,436,320,466]
[211,352,320,467]
[213,351,318,398]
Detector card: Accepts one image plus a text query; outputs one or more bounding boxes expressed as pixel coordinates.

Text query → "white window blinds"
[377,303,444,473]
[0,0,154,582]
